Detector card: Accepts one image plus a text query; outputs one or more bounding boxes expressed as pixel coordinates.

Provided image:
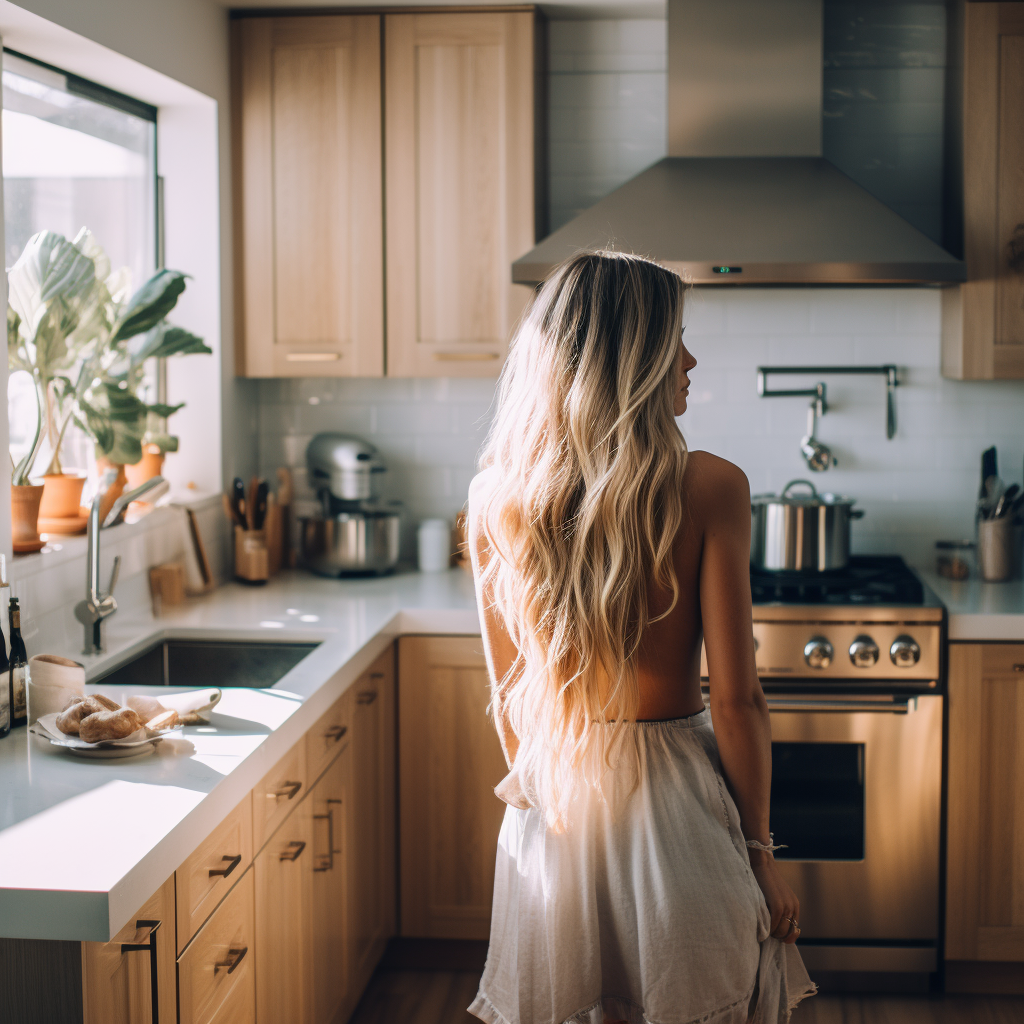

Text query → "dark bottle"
[0,603,8,738]
[9,598,28,729]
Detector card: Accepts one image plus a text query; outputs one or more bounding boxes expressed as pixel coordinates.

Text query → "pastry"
[55,696,106,735]
[78,708,142,743]
[92,693,121,712]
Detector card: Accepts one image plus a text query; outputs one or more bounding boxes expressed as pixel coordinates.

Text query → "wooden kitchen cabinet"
[254,797,314,1024]
[942,2,1024,380]
[233,9,541,380]
[384,11,539,377]
[347,650,396,995]
[232,15,385,377]
[310,740,351,1024]
[946,643,1024,992]
[81,876,176,1024]
[177,868,256,1024]
[398,635,508,939]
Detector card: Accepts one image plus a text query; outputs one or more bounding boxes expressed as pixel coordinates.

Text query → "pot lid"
[751,479,858,507]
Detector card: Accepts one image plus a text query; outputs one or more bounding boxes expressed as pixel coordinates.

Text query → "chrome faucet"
[74,473,167,655]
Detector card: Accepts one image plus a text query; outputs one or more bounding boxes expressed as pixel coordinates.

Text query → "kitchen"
[0,0,1022,1021]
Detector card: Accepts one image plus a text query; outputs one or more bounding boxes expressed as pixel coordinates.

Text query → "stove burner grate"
[751,555,924,606]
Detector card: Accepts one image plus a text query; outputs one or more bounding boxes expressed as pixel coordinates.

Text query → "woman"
[466,252,816,1024]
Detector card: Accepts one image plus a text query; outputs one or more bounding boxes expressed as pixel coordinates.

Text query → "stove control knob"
[803,636,834,670]
[849,635,880,669]
[890,635,921,669]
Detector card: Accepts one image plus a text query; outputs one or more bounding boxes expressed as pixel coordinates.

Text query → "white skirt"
[468,709,816,1024]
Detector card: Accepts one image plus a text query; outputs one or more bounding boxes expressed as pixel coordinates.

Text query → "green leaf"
[7,230,96,346]
[130,324,211,364]
[111,269,187,342]
[146,402,185,419]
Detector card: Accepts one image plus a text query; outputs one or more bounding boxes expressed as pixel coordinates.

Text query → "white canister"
[27,654,86,725]
[417,519,451,572]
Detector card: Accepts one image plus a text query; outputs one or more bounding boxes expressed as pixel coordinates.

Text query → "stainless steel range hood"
[513,0,965,286]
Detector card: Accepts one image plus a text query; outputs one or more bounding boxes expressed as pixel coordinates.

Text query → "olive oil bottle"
[9,597,28,729]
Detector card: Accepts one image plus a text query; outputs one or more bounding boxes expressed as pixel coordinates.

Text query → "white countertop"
[919,571,1024,641]
[0,568,479,943]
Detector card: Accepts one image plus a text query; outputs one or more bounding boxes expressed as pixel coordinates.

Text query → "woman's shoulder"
[684,451,750,516]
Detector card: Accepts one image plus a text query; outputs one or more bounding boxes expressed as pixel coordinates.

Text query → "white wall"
[256,17,1024,571]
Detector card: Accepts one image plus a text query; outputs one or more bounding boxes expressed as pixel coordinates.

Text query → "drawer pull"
[285,352,340,362]
[121,919,161,1024]
[432,351,500,361]
[215,946,248,975]
[268,780,302,800]
[279,840,306,862]
[356,689,377,705]
[209,853,242,878]
[313,798,342,872]
[325,724,348,742]
[1015,664,1024,673]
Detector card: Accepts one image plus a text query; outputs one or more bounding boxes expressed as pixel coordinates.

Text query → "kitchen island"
[0,568,479,943]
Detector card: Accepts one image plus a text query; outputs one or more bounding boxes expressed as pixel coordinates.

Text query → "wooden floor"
[349,970,1024,1024]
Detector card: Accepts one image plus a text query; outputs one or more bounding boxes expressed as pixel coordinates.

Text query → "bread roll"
[92,693,121,712]
[79,708,142,743]
[56,696,105,735]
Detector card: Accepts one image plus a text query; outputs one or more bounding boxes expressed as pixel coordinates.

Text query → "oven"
[767,692,942,973]
[702,556,946,976]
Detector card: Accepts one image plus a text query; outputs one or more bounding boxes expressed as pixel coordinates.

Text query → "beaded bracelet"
[745,833,788,854]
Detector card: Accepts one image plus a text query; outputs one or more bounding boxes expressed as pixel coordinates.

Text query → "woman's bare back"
[471,449,750,728]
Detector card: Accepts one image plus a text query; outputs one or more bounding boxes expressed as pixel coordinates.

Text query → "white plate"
[30,713,182,758]
[64,740,158,760]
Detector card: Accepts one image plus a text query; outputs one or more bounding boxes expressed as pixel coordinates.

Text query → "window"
[3,50,158,475]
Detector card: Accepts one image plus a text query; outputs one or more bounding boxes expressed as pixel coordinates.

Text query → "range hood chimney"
[512,0,965,286]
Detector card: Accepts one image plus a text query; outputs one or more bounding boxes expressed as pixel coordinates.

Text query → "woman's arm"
[694,455,801,943]
[468,475,520,768]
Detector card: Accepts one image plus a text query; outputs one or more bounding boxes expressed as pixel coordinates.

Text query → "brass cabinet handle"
[313,798,343,872]
[1014,664,1024,673]
[279,840,306,862]
[209,853,242,878]
[324,724,348,743]
[356,690,377,705]
[370,672,384,679]
[285,352,340,362]
[214,946,248,974]
[268,780,302,800]
[432,351,500,361]
[121,919,161,1024]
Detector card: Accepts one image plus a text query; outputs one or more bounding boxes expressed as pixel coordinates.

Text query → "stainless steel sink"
[93,639,321,689]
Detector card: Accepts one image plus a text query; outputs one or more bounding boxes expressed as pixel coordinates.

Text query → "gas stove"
[748,555,944,689]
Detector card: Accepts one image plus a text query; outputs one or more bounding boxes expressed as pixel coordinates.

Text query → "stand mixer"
[299,433,401,576]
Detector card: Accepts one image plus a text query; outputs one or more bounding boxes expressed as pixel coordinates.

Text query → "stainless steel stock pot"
[751,479,864,572]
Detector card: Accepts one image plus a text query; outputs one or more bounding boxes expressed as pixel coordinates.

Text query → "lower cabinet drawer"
[176,796,254,953]
[252,739,308,851]
[307,689,352,783]
[178,868,256,1024]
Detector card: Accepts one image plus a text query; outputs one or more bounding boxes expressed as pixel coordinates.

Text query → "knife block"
[234,526,269,584]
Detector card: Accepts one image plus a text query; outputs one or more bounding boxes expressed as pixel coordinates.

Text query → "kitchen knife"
[253,480,269,530]
[980,447,997,501]
[232,477,247,528]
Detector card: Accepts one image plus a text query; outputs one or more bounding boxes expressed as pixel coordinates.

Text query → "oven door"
[767,694,942,948]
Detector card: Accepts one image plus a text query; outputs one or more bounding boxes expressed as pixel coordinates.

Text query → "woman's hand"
[748,849,801,944]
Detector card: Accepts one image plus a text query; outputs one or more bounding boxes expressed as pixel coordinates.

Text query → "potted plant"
[73,258,211,511]
[7,230,98,527]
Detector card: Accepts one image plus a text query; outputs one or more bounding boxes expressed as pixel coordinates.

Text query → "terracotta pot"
[11,484,45,553]
[125,446,166,490]
[38,473,87,519]
[95,459,128,526]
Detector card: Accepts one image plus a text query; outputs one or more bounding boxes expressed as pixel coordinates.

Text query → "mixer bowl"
[299,512,400,576]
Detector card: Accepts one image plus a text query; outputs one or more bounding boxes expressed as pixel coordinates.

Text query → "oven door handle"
[766,697,915,714]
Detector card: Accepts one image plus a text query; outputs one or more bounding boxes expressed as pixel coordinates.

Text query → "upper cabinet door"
[942,3,1024,380]
[384,12,537,378]
[233,16,384,377]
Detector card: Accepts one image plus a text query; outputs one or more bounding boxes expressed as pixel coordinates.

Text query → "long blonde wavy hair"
[478,251,689,830]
